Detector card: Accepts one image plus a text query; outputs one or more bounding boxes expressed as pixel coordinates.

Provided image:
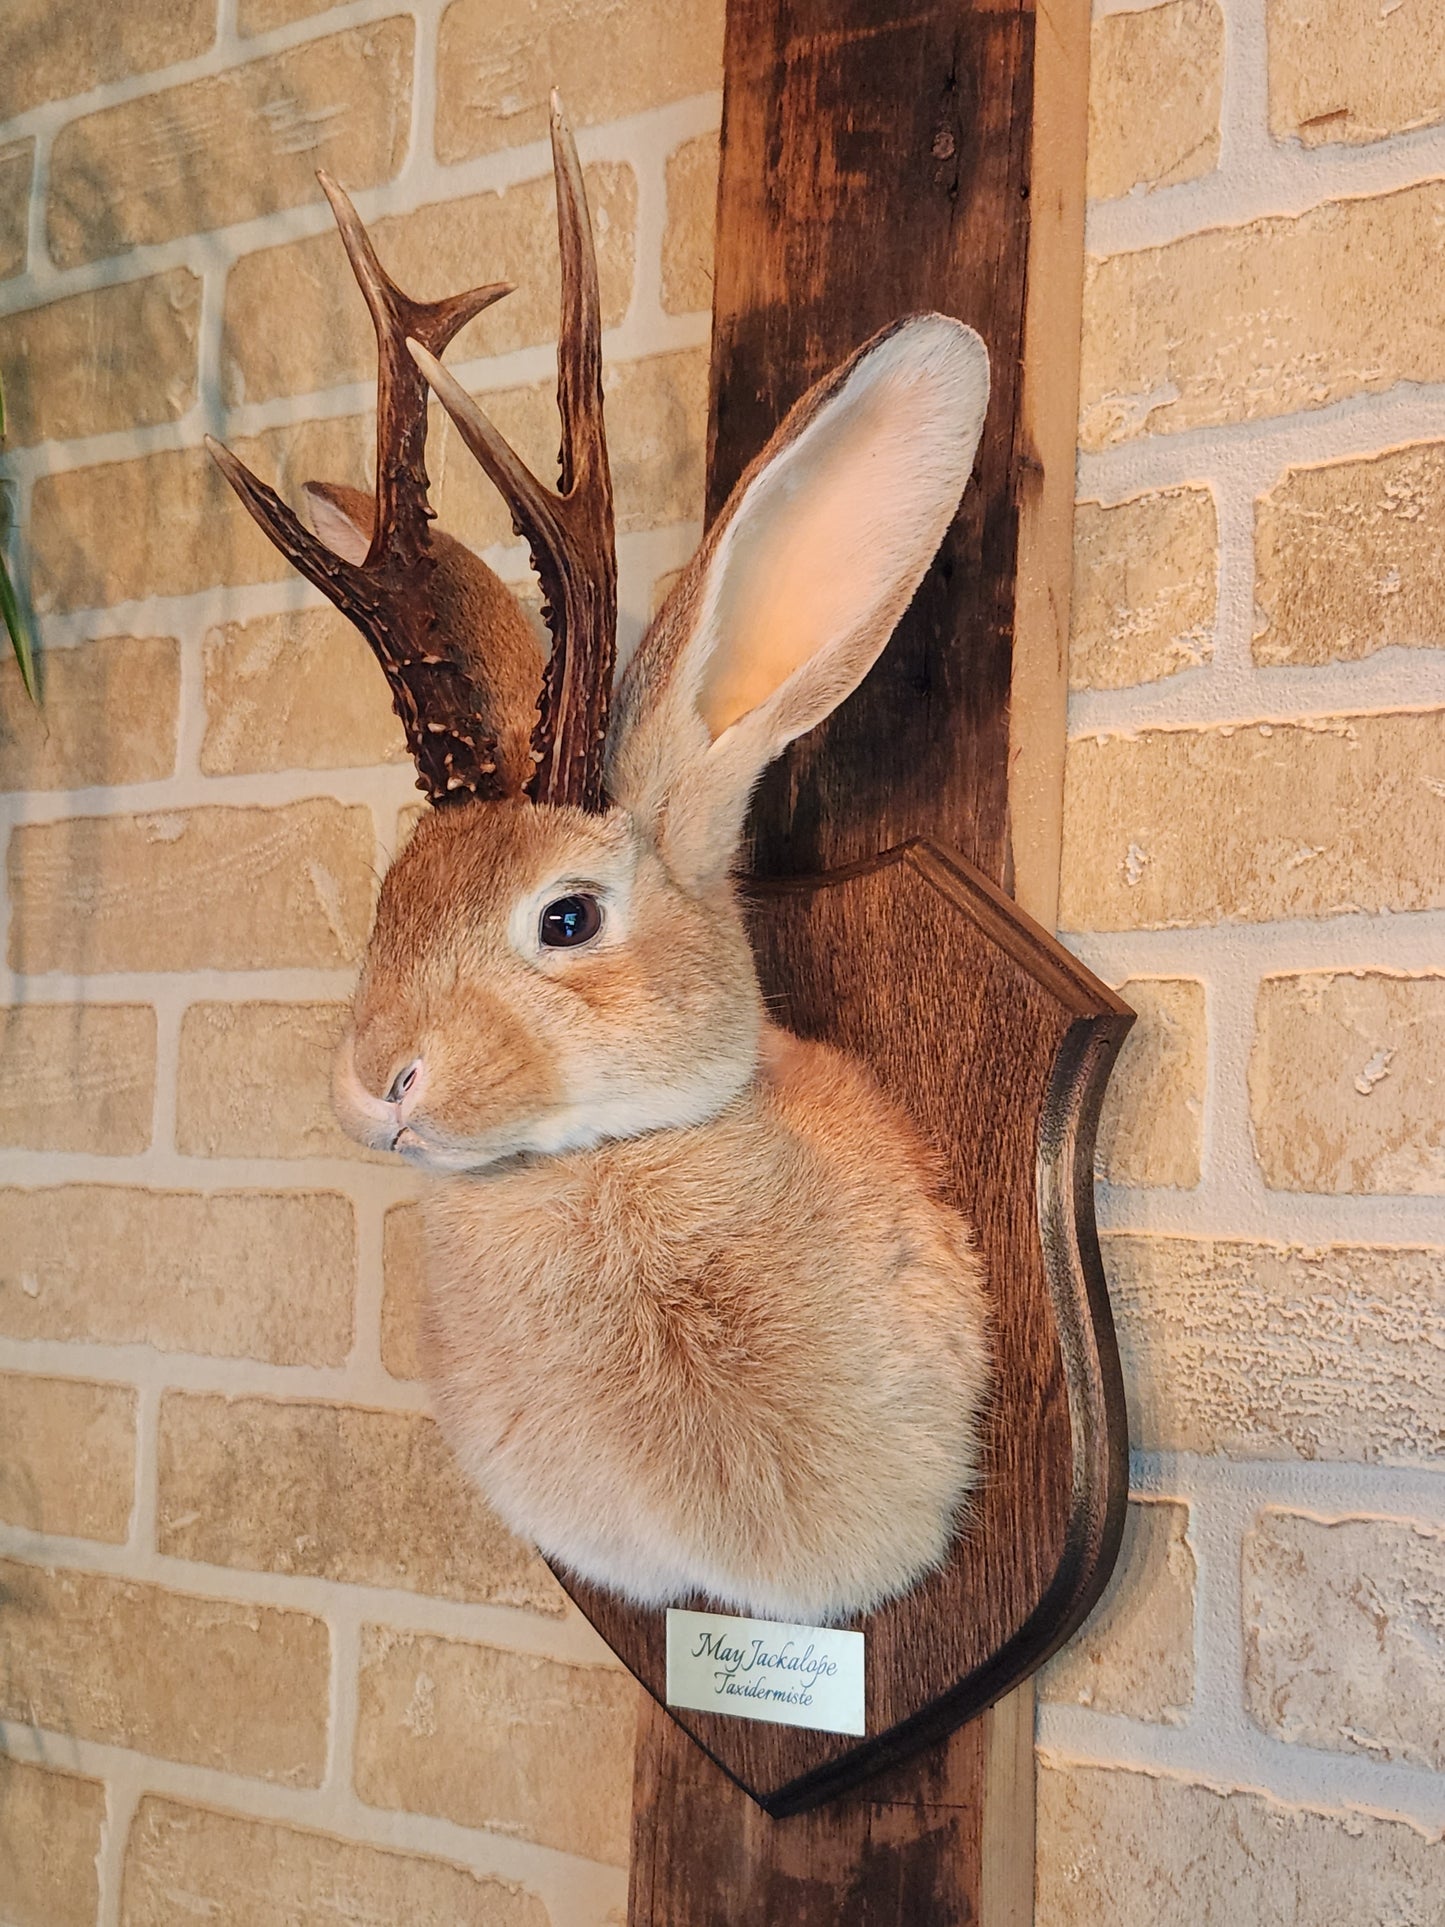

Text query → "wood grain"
[711,0,1034,888]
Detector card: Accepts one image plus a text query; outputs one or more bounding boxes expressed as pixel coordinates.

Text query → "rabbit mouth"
[388,1124,500,1173]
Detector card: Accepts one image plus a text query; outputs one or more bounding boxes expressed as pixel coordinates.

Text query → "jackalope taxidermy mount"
[210,98,993,1623]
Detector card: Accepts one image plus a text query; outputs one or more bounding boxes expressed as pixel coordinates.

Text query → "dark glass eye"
[539,893,603,949]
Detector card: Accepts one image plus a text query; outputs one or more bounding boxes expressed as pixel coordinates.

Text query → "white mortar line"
[94,1752,146,1927]
[0,89,722,326]
[1065,912,1445,973]
[1069,651,1445,736]
[0,1534,618,1671]
[1077,380,1445,499]
[326,1608,361,1798]
[1036,1702,1445,1834]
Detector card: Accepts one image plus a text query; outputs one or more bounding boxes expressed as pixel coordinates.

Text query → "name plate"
[665,1608,865,1735]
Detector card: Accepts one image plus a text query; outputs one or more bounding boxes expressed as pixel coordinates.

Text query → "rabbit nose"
[385,1059,423,1108]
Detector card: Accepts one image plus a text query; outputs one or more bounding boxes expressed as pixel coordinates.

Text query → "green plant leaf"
[0,545,37,700]
[0,365,38,701]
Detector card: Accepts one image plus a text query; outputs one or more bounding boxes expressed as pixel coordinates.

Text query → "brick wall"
[1037,0,1445,1916]
[0,2,1441,1922]
[0,2,722,1918]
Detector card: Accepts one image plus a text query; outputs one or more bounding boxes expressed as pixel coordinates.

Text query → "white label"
[665,1608,865,1736]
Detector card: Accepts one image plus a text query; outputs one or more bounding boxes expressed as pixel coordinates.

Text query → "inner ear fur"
[304,481,546,797]
[609,314,990,885]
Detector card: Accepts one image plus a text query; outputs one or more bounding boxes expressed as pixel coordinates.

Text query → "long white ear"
[609,315,989,888]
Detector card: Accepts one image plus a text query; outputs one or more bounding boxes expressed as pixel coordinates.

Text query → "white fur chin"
[392,1055,756,1175]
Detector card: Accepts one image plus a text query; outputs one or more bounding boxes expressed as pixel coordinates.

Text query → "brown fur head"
[332,317,991,1172]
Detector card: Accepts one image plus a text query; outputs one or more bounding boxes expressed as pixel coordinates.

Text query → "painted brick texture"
[0,635,180,791]
[1054,0,1445,1894]
[0,1755,106,1927]
[355,1628,636,1863]
[156,1392,562,1609]
[120,1798,551,1927]
[48,22,415,267]
[0,1560,330,1781]
[0,1371,136,1541]
[1087,0,1224,201]
[1037,1763,1445,1925]
[1243,1510,1445,1771]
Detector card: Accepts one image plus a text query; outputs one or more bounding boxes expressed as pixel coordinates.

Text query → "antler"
[205,175,513,803]
[408,93,618,814]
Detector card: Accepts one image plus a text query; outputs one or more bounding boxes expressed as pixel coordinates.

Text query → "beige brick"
[0,634,179,790]
[1069,488,1216,689]
[435,0,724,163]
[158,1393,562,1611]
[47,20,414,269]
[202,608,405,775]
[121,1796,549,1927]
[356,1628,634,1863]
[1269,0,1445,148]
[1255,441,1445,667]
[1080,181,1445,448]
[30,413,369,612]
[1243,1509,1445,1771]
[176,1002,372,1160]
[1251,972,1445,1194]
[1087,0,1223,201]
[0,139,35,281]
[663,132,718,315]
[1037,1762,1445,1927]
[0,0,214,119]
[381,1198,426,1379]
[0,1003,154,1154]
[1095,979,1205,1188]
[0,1755,106,1927]
[0,1559,329,1782]
[1059,713,1445,930]
[0,270,201,448]
[433,349,708,553]
[0,1372,135,1542]
[223,165,636,405]
[1040,1501,1194,1721]
[8,800,375,973]
[0,1185,354,1365]
[238,0,343,33]
[1105,1236,1445,1463]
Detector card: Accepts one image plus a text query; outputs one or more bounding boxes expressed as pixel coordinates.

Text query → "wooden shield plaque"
[555,837,1132,1813]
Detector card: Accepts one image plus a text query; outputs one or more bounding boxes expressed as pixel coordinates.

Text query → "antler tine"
[407,341,570,569]
[316,169,511,571]
[410,97,617,813]
[204,435,449,774]
[207,172,518,806]
[205,434,367,613]
[548,92,606,499]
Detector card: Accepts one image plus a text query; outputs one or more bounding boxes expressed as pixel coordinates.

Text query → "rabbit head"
[206,108,989,1176]
[332,314,990,1173]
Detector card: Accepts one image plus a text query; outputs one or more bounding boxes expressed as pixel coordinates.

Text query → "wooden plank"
[709,0,1034,887]
[631,1686,1038,1923]
[627,0,1097,1912]
[1009,0,1094,925]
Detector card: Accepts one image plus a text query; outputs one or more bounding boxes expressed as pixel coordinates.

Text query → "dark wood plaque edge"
[753,839,1131,1814]
[556,837,1133,1816]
